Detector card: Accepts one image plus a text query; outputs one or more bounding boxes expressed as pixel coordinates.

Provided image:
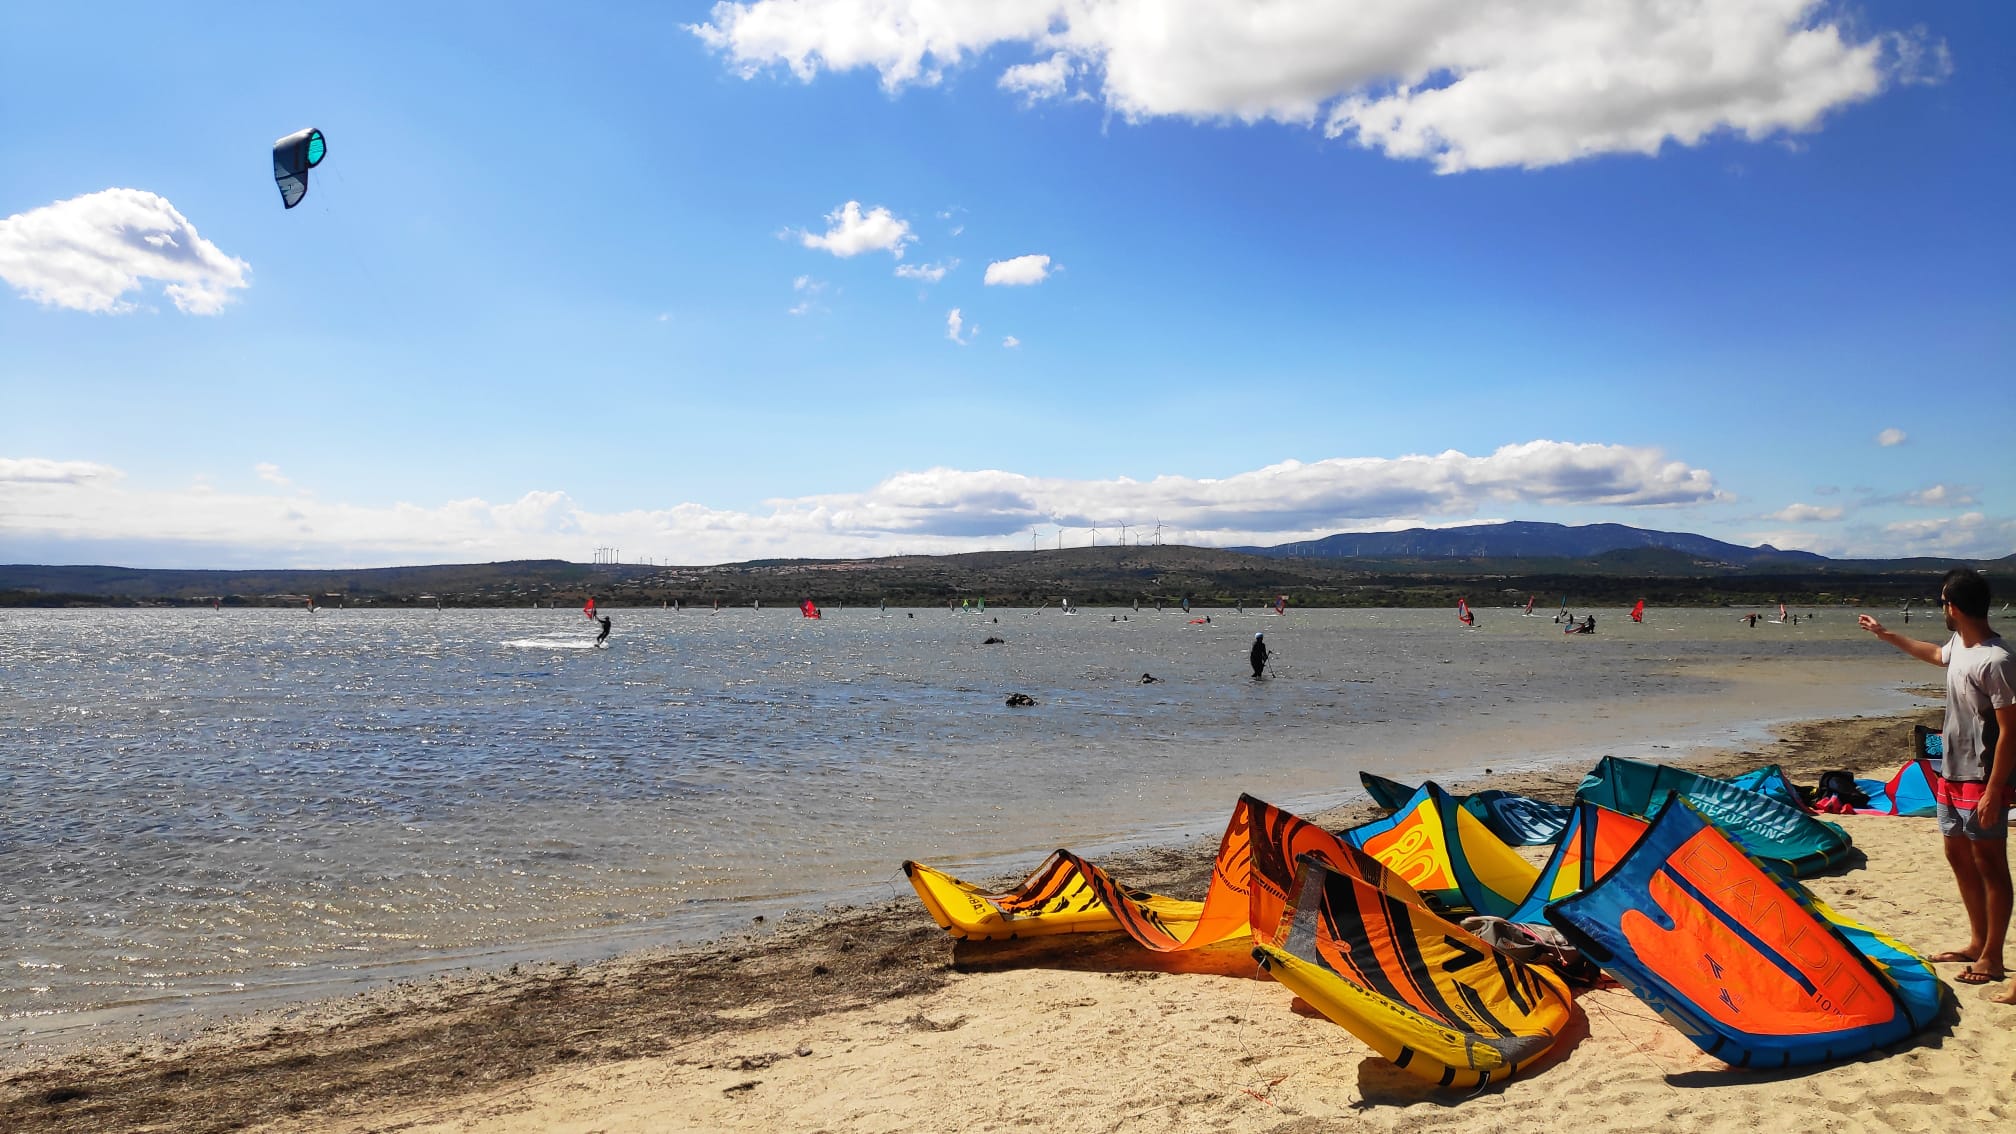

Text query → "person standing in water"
[594,614,612,647]
[1860,568,2015,996]
[1250,632,1269,679]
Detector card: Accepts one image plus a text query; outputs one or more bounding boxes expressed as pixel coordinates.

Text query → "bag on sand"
[1814,769,1870,810]
[1460,916,1601,988]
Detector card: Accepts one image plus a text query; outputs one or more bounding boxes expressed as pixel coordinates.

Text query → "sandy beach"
[6,700,2013,1133]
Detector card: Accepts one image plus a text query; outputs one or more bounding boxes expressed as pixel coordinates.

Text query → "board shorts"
[1934,778,2010,840]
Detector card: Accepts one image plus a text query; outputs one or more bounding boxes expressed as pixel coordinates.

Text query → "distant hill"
[1232,521,1829,565]
[0,560,657,605]
[2,529,2008,608]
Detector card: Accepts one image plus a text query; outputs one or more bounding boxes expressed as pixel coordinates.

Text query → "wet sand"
[9,701,2012,1133]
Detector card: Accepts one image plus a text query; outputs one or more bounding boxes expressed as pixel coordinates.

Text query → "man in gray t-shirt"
[1861,568,2015,996]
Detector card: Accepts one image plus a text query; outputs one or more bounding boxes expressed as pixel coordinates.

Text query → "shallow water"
[0,603,1927,1042]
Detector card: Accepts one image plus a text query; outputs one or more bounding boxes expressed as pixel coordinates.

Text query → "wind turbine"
[1089,521,1099,546]
[1153,519,1163,546]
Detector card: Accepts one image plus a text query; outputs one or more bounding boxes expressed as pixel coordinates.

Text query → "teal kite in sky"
[272,128,326,209]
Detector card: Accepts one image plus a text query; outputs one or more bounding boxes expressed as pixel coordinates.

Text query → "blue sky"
[2,1,2009,568]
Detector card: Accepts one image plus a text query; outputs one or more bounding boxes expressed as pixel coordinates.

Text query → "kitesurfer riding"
[594,614,612,647]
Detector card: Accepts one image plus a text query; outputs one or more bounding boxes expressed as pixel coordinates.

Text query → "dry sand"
[7,703,2014,1133]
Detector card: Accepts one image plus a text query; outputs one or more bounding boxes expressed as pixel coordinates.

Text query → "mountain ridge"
[2,519,2008,608]
[1231,520,1829,565]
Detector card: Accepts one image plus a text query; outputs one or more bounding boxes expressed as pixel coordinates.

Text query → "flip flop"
[1954,967,2006,985]
[1927,950,1979,963]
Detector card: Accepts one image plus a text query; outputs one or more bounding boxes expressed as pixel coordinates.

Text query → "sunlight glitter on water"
[0,604,1925,1038]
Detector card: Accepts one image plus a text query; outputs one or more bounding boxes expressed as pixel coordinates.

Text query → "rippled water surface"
[0,604,1918,1039]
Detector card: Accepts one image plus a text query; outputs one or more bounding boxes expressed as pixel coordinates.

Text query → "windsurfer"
[594,615,612,647]
[1859,568,2015,995]
[1250,632,1269,679]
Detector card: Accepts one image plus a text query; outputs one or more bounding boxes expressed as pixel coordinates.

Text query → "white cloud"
[1876,427,1907,447]
[254,463,292,488]
[895,259,956,283]
[999,52,1075,105]
[1891,27,1955,86]
[788,274,828,315]
[984,254,1052,286]
[945,307,976,344]
[694,1,1934,173]
[1900,484,1977,508]
[692,4,1056,90]
[1763,502,1843,523]
[798,201,915,259]
[1002,335,1020,348]
[0,458,121,485]
[1736,527,1854,556]
[0,188,250,314]
[1877,512,2016,558]
[2,441,1743,566]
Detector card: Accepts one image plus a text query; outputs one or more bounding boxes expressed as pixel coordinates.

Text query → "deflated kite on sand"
[905,793,1580,1086]
[903,756,1945,1088]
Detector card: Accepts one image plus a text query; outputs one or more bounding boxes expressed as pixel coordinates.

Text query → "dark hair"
[1941,568,1992,620]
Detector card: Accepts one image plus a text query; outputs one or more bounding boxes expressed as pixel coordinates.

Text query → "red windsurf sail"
[1629,599,1645,623]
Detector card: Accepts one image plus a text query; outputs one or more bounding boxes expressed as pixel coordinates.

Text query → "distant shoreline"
[5,542,2002,611]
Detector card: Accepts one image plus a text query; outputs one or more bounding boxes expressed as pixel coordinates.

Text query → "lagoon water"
[0,604,1927,1044]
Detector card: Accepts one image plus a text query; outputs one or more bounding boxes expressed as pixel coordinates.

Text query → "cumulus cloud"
[1876,427,1907,447]
[984,253,1053,286]
[693,1,1935,173]
[895,259,955,282]
[254,463,292,488]
[1876,512,2016,558]
[1764,502,1843,523]
[798,200,915,258]
[1895,484,1978,508]
[945,307,976,344]
[1002,335,1020,348]
[2,441,1740,566]
[0,188,250,314]
[1000,52,1075,104]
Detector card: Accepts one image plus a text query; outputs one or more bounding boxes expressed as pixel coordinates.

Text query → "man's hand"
[1858,614,1886,635]
[1981,781,2010,820]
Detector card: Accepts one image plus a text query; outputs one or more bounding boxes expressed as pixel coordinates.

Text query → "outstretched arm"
[1858,614,1943,665]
